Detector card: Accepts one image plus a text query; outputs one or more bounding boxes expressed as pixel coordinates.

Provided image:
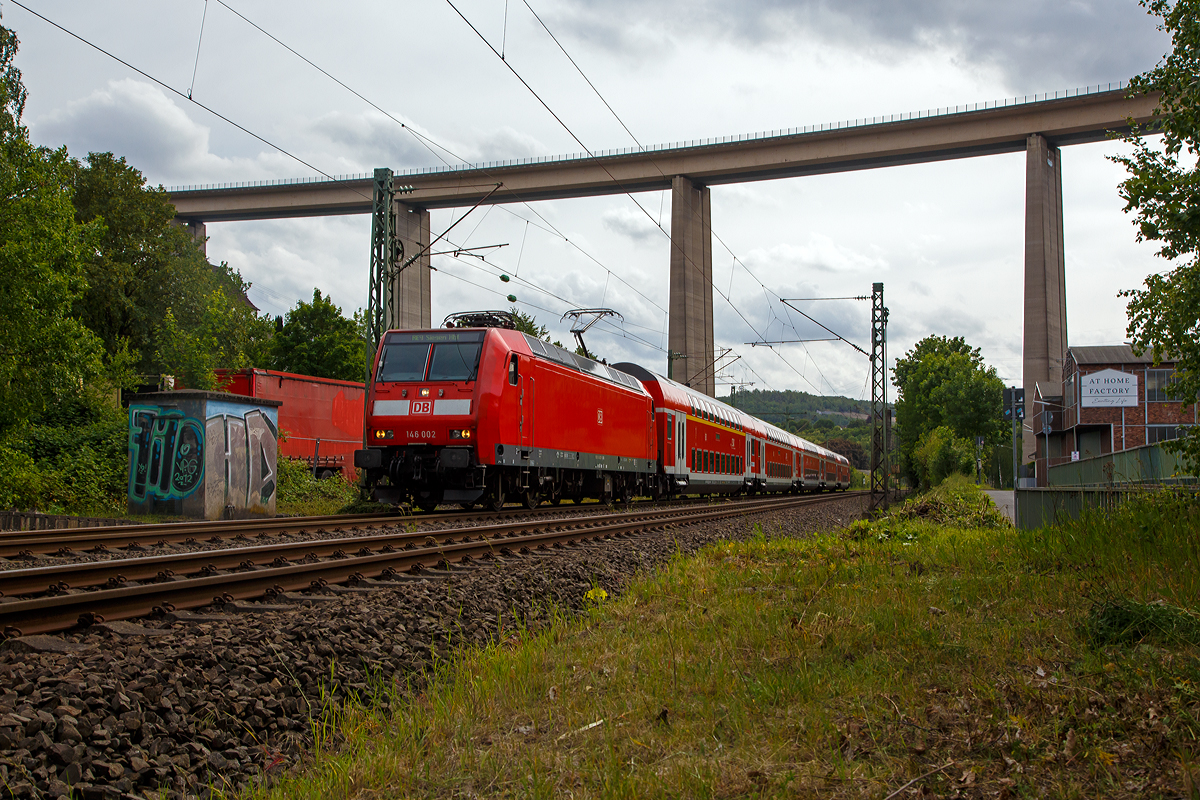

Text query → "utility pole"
[869,282,889,513]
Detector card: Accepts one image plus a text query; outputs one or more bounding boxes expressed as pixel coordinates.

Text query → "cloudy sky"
[3,0,1173,399]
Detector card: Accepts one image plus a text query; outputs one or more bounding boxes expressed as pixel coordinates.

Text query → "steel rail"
[0,494,748,558]
[0,493,859,637]
[0,497,806,596]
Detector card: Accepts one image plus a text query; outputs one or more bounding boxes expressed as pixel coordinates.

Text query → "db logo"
[411,400,433,415]
[597,408,603,425]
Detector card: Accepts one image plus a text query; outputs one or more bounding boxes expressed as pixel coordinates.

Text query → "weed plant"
[243,483,1200,799]
[274,457,359,516]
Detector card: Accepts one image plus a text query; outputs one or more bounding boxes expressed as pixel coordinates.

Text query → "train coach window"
[428,342,483,382]
[377,343,430,382]
[508,355,519,386]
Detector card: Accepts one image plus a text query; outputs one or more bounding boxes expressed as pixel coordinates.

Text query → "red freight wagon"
[215,369,364,478]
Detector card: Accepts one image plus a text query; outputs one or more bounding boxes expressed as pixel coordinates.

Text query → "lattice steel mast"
[869,282,890,513]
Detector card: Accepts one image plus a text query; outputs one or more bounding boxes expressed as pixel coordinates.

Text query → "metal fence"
[0,511,131,532]
[1046,444,1192,487]
[1013,487,1146,530]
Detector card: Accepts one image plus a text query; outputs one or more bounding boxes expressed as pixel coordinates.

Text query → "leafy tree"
[70,151,270,382]
[892,335,1004,485]
[510,306,550,340]
[268,289,365,381]
[0,18,107,430]
[1113,0,1200,473]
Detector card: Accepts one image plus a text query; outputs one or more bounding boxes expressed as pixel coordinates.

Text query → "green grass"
[238,481,1200,799]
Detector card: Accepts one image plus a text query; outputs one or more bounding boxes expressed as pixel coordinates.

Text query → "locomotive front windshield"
[428,343,482,381]
[376,331,485,382]
[377,344,430,382]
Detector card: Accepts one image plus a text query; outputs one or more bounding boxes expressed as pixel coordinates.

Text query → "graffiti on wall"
[128,406,205,501]
[205,402,279,511]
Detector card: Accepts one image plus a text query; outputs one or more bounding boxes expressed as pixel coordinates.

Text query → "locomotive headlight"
[419,387,431,397]
[449,429,473,440]
[374,429,394,440]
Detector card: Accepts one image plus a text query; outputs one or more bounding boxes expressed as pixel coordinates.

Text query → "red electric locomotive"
[355,323,657,511]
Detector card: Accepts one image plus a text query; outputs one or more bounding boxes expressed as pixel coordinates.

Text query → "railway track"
[0,492,861,638]
[0,493,777,559]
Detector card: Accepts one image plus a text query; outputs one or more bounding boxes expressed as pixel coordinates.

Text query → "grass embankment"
[247,479,1200,799]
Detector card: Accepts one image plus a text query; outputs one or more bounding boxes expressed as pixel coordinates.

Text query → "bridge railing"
[168,80,1133,194]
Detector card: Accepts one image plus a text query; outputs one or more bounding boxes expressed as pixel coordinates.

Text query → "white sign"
[1081,369,1138,407]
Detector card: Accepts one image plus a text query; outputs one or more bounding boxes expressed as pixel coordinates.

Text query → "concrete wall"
[128,392,281,519]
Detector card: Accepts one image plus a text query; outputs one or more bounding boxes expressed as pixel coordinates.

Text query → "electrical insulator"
[507,294,517,303]
[500,274,510,282]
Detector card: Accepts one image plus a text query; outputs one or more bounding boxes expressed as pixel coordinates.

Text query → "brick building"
[1033,345,1196,485]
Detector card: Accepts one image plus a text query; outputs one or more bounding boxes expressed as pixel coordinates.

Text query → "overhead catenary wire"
[8,0,371,202]
[211,0,669,324]
[449,0,811,393]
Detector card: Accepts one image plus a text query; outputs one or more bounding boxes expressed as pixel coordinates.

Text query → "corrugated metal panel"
[1069,345,1158,365]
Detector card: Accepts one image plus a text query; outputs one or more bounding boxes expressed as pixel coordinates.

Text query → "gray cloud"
[602,206,661,242]
[553,0,1167,92]
[30,79,286,185]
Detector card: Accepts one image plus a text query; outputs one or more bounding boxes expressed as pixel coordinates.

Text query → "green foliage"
[0,13,24,140]
[68,151,273,387]
[724,389,873,451]
[0,398,128,514]
[508,306,549,340]
[847,476,1010,540]
[156,282,273,390]
[268,289,366,382]
[0,22,108,431]
[0,443,40,509]
[892,335,1003,485]
[912,425,974,488]
[275,457,360,516]
[1113,0,1200,476]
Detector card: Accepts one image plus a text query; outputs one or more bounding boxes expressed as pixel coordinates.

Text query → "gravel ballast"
[0,495,865,799]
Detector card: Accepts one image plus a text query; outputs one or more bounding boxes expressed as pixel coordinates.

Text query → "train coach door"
[679,415,687,472]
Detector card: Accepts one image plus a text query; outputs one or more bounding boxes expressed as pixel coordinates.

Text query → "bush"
[0,399,128,515]
[912,425,974,488]
[276,457,360,516]
[0,444,42,509]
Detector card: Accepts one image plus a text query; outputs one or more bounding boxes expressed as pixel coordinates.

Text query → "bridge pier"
[1022,134,1069,463]
[391,204,432,330]
[668,176,716,396]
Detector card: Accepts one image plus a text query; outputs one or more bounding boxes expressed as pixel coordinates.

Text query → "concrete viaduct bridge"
[170,85,1158,447]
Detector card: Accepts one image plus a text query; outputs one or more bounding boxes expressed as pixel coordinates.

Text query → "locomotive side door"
[519,361,534,448]
[505,354,520,447]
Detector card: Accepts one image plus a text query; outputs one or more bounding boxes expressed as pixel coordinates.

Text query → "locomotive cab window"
[428,342,483,382]
[508,355,519,386]
[377,343,430,382]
